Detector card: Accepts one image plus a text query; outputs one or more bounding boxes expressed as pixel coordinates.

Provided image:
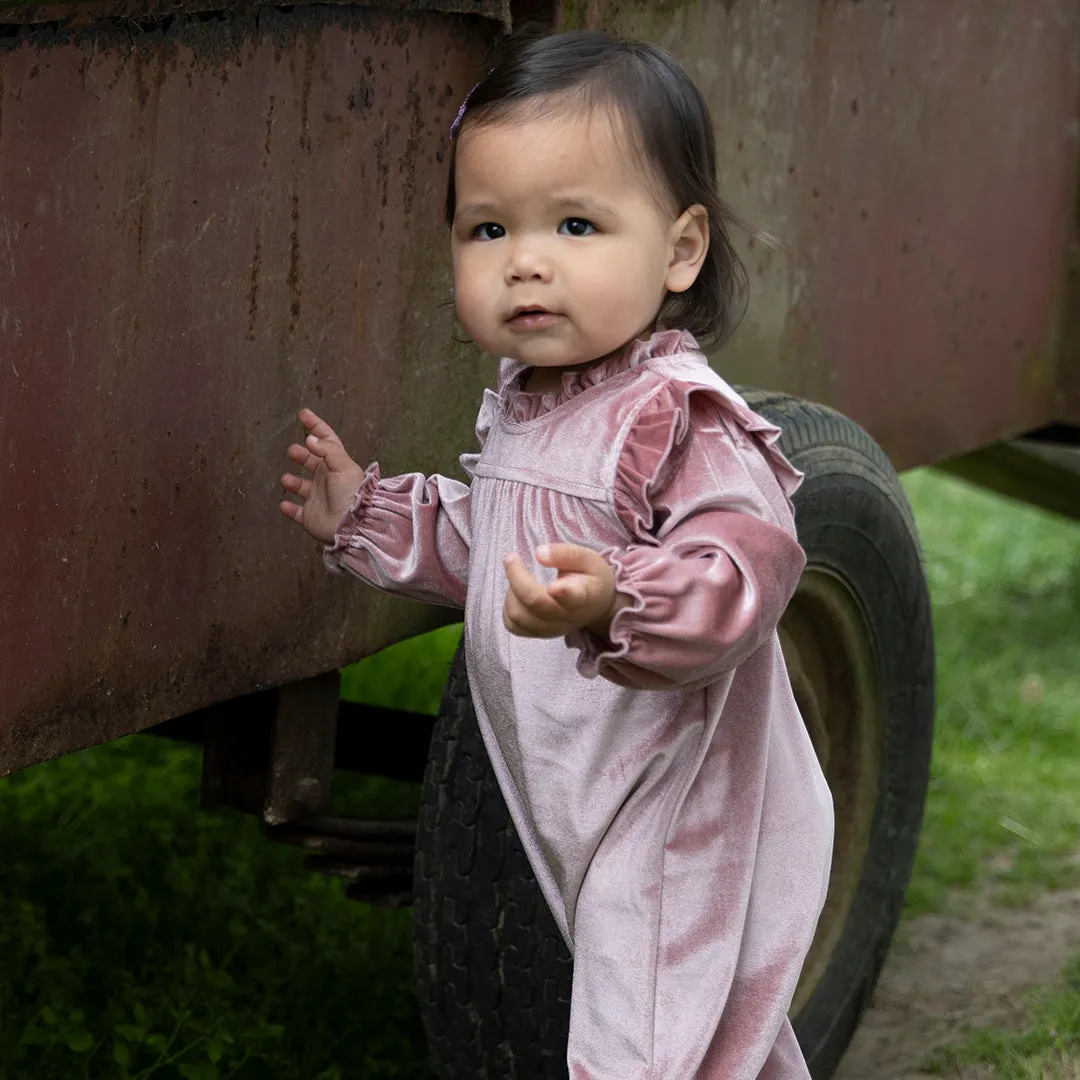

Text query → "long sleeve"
[569,385,805,689]
[321,390,499,608]
[324,464,472,608]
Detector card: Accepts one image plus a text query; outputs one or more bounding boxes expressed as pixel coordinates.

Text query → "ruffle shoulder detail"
[613,370,803,540]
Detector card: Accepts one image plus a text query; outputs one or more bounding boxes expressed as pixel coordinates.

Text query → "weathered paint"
[0,4,500,775]
[2,1,1080,775]
[564,0,1080,467]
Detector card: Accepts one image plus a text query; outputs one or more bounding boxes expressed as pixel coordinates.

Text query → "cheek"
[451,250,484,320]
[452,247,502,345]
[571,247,664,317]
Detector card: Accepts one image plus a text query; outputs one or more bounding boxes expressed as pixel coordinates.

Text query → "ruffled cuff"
[566,547,646,679]
[323,462,382,574]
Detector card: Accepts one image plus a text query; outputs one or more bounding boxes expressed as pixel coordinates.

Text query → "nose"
[504,240,552,285]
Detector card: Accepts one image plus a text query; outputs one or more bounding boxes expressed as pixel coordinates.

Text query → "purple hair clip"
[450,82,481,140]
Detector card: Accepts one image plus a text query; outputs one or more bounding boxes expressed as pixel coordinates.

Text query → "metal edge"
[0,0,510,28]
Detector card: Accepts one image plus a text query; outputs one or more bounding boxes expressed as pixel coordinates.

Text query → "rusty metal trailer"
[2,1,1079,1076]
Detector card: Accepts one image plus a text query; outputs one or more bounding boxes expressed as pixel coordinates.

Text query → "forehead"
[454,107,654,208]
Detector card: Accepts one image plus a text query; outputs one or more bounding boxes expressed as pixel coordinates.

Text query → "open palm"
[279,408,366,544]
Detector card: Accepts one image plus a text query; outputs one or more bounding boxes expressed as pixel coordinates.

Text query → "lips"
[507,306,561,330]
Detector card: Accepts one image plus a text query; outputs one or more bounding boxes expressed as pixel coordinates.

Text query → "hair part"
[445,28,751,350]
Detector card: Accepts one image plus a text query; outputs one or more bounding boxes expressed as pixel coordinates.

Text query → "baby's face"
[450,107,683,370]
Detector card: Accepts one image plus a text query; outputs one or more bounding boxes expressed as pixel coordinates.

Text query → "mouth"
[506,306,561,330]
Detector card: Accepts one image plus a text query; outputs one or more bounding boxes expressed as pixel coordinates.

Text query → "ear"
[664,204,709,294]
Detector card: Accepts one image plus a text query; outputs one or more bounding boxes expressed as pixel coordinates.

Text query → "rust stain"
[373,118,392,210]
[354,258,365,361]
[299,35,313,154]
[401,73,424,215]
[288,191,301,325]
[262,92,275,167]
[247,223,261,341]
[348,55,376,115]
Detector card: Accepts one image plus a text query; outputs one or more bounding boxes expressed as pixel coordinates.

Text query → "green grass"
[0,735,431,1080]
[897,470,1080,1075]
[926,955,1080,1078]
[2,470,1079,1078]
[338,624,461,716]
[901,470,1080,915]
[0,627,462,1080]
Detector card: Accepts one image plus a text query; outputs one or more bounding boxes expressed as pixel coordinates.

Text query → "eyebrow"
[453,196,621,223]
[553,196,620,219]
[454,202,498,221]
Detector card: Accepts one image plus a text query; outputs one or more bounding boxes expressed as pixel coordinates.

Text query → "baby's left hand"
[503,543,625,639]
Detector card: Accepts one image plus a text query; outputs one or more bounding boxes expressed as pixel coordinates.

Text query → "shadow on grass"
[0,736,431,1080]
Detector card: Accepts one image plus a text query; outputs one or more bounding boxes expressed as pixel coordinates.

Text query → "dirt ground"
[833,887,1080,1079]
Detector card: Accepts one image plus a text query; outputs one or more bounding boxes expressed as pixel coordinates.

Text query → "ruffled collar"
[497,329,701,423]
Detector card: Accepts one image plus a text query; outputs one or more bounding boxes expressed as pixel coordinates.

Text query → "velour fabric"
[327,329,834,1079]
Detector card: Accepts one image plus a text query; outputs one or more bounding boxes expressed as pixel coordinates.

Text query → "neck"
[522,366,567,394]
[520,326,661,394]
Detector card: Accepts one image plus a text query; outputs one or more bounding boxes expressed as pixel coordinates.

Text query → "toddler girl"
[280,29,833,1080]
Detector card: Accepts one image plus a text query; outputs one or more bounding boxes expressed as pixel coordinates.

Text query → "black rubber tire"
[412,394,934,1080]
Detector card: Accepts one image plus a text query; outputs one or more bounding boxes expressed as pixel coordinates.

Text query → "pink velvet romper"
[326,329,834,1079]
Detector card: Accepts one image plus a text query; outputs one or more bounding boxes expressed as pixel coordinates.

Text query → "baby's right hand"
[279,408,367,544]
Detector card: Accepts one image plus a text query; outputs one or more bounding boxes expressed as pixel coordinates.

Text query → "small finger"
[298,408,339,442]
[503,600,528,636]
[536,542,602,573]
[503,552,540,599]
[503,601,569,638]
[505,582,579,634]
[286,443,321,473]
[305,433,333,458]
[303,435,357,477]
[279,473,311,499]
[279,499,304,523]
[548,577,588,607]
[502,592,537,636]
[504,554,561,616]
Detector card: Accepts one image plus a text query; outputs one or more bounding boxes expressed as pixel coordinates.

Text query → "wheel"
[413,646,572,1080]
[412,394,935,1080]
[746,392,935,1078]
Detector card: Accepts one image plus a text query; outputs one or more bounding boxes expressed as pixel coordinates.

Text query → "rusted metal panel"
[5,0,1080,776]
[0,5,498,775]
[565,0,1080,467]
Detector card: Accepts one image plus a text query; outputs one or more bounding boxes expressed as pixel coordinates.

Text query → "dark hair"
[445,29,749,349]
